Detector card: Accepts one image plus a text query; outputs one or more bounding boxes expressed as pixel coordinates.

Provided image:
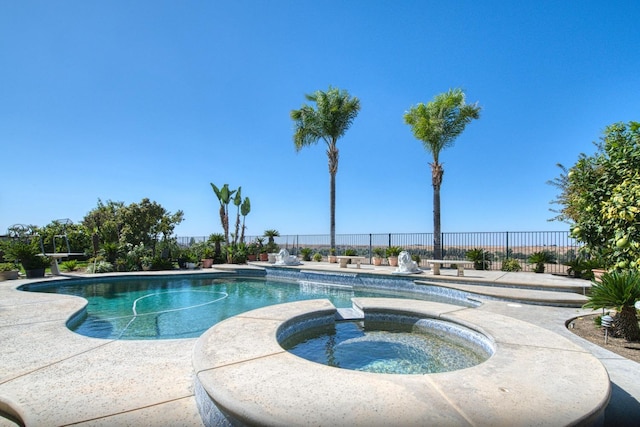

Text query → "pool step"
[335,307,364,321]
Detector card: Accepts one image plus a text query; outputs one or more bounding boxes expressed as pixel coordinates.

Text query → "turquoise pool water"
[281,320,489,374]
[26,275,465,340]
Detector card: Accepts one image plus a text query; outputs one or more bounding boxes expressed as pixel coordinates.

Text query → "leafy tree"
[120,198,184,255]
[291,86,361,252]
[550,121,640,270]
[82,199,125,245]
[39,219,90,255]
[404,88,481,259]
[82,198,183,257]
[0,225,49,271]
[583,270,640,341]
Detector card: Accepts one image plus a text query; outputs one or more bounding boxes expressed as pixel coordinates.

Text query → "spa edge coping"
[193,297,611,427]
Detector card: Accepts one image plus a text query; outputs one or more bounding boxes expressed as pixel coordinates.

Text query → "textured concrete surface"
[0,265,639,426]
[194,298,610,426]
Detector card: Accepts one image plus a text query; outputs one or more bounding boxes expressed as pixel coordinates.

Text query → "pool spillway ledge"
[192,298,611,426]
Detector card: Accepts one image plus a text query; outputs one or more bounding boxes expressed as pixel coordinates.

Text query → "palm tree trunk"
[220,205,228,244]
[330,171,336,251]
[431,162,444,259]
[328,143,339,251]
[617,305,640,341]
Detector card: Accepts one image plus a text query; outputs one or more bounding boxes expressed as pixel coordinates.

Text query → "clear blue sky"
[1,1,638,238]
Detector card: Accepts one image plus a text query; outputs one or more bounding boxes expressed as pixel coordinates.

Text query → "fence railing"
[177,231,580,275]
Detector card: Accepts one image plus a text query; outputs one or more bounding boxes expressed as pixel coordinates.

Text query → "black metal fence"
[177,231,580,274]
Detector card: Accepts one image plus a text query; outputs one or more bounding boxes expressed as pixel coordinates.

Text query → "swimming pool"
[22,274,472,340]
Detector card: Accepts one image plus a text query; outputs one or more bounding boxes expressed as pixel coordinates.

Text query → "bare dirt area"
[568,314,640,363]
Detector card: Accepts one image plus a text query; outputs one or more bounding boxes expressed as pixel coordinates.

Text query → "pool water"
[281,320,489,374]
[29,276,458,340]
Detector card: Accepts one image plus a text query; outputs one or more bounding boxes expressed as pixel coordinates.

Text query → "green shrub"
[385,246,402,257]
[501,259,522,272]
[0,262,17,272]
[86,261,114,274]
[564,256,602,280]
[151,257,174,271]
[23,255,50,270]
[343,248,357,264]
[313,253,323,262]
[300,248,313,261]
[61,260,79,272]
[528,251,556,273]
[373,247,385,258]
[583,270,640,341]
[466,248,492,270]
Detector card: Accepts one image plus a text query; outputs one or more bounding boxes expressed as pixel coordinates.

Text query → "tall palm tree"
[404,88,481,259]
[291,86,361,251]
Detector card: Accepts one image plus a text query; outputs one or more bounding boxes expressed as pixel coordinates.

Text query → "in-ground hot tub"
[193,298,610,426]
[279,311,493,375]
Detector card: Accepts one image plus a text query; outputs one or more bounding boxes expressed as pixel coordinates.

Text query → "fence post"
[506,231,510,260]
[369,234,372,263]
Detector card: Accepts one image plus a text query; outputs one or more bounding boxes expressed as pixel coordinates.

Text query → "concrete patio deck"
[0,263,638,426]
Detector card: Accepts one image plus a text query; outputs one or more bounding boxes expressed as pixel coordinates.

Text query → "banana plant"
[233,187,242,245]
[240,197,251,244]
[211,183,236,244]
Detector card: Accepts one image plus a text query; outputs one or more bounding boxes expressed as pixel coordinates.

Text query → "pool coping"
[193,298,611,426]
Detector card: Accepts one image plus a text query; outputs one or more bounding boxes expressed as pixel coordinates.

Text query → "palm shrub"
[207,234,226,264]
[528,251,556,273]
[565,256,602,280]
[466,248,492,270]
[150,256,174,271]
[101,242,120,264]
[372,247,385,259]
[263,230,280,254]
[264,229,280,245]
[386,246,403,258]
[343,248,357,264]
[583,270,640,341]
[61,260,79,272]
[300,248,313,261]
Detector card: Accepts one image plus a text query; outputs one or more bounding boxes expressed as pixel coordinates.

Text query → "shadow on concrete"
[606,382,640,426]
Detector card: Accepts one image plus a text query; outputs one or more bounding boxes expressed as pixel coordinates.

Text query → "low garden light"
[601,315,613,344]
